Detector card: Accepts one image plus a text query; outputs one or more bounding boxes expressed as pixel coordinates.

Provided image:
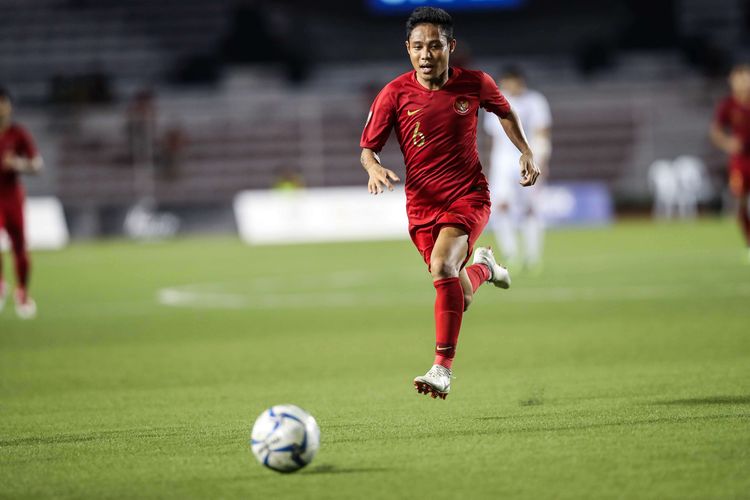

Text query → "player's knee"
[430,258,459,280]
[463,292,473,311]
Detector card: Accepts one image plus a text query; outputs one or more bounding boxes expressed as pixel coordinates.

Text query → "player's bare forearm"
[499,110,540,186]
[2,153,43,175]
[361,148,400,195]
[360,148,381,172]
[500,110,532,155]
[710,123,741,155]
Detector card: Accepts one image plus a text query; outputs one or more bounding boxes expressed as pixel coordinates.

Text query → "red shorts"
[408,188,491,269]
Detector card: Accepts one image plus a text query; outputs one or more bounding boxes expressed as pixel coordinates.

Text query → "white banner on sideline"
[234,187,409,245]
[0,196,69,251]
[233,183,612,246]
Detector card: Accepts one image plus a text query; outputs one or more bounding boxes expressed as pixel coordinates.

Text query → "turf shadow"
[0,427,187,448]
[331,413,750,444]
[302,464,391,475]
[654,395,750,406]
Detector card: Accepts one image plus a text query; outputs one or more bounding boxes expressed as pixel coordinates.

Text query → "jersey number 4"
[412,121,426,147]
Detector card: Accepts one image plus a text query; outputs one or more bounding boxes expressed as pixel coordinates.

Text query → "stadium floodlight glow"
[368,0,525,12]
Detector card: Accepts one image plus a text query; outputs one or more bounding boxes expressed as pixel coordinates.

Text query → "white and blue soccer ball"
[250,404,320,473]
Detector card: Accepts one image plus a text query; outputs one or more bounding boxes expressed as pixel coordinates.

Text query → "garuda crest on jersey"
[453,96,471,115]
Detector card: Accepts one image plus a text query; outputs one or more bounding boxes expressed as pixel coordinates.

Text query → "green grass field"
[1,220,749,499]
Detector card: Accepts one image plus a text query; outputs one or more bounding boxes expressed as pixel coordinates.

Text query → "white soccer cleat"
[14,290,37,320]
[473,247,511,289]
[413,364,452,400]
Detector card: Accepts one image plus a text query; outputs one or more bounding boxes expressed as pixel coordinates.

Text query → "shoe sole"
[413,380,448,400]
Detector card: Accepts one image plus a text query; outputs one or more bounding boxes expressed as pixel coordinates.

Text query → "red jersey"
[0,123,38,197]
[361,67,511,225]
[715,96,750,161]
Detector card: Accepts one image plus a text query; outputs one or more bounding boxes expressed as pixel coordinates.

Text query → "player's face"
[729,67,750,95]
[500,76,526,97]
[406,24,455,85]
[0,97,11,123]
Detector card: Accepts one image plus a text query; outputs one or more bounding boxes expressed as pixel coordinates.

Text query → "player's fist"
[519,152,540,187]
[367,164,400,195]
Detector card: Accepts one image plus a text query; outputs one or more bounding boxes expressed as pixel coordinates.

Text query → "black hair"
[501,65,526,81]
[0,86,11,101]
[406,7,454,41]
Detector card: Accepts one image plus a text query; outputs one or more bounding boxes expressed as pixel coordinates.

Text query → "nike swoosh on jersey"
[406,109,422,116]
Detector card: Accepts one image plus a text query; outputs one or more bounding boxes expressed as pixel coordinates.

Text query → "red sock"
[740,205,750,247]
[465,263,491,293]
[433,277,464,369]
[13,247,30,289]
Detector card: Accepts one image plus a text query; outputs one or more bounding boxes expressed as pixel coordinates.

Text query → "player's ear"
[405,40,410,54]
[449,38,457,53]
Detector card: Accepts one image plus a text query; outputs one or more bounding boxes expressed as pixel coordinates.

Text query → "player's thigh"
[430,226,470,277]
[3,201,26,249]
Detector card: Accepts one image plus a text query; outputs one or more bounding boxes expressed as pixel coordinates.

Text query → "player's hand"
[729,169,745,197]
[726,136,743,155]
[519,152,540,187]
[2,152,19,172]
[367,164,400,194]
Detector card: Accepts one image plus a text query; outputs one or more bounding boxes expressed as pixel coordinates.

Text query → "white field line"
[28,282,750,319]
[156,282,750,310]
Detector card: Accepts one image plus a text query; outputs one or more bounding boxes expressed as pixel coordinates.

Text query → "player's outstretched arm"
[499,110,540,186]
[361,148,400,195]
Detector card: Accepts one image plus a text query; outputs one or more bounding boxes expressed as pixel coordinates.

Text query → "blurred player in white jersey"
[483,66,551,270]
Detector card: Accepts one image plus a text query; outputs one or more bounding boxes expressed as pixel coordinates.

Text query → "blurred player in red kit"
[712,63,750,263]
[0,87,43,319]
[360,8,539,399]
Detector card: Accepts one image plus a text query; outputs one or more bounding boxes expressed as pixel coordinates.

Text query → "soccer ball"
[250,404,320,473]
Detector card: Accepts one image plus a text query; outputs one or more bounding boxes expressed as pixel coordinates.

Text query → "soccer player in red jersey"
[0,87,43,319]
[360,8,539,399]
[711,63,750,262]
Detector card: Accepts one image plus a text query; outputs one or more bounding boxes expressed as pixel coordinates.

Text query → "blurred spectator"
[126,89,156,167]
[159,124,188,179]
